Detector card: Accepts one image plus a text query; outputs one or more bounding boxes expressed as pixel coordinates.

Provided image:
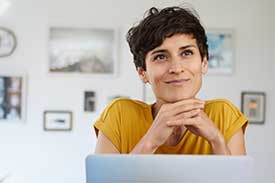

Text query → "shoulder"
[102,98,150,116]
[204,98,244,120]
[96,98,151,130]
[204,98,246,126]
[95,98,150,125]
[107,97,150,109]
[205,98,234,105]
[205,98,239,112]
[205,99,248,142]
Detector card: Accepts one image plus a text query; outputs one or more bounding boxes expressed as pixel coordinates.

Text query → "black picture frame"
[84,91,96,112]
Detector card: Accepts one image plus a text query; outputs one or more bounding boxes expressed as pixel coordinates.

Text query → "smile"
[164,79,190,86]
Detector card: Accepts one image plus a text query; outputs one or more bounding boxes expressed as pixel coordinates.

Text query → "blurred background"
[0,0,274,182]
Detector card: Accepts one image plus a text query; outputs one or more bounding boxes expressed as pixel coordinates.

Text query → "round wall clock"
[0,27,17,57]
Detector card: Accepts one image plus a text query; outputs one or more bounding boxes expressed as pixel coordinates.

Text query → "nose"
[168,62,185,74]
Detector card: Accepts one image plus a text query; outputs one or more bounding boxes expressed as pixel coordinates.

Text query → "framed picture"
[241,92,266,124]
[0,75,26,122]
[48,27,118,75]
[44,111,72,131]
[84,91,96,112]
[143,84,155,104]
[206,29,234,74]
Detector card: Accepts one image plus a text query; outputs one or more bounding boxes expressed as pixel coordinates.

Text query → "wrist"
[208,131,225,147]
[142,135,159,153]
[209,133,225,147]
[130,134,159,154]
[208,132,230,155]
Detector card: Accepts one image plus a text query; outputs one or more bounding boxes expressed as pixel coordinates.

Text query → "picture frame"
[48,27,118,76]
[241,92,266,124]
[43,111,72,131]
[206,29,234,75]
[84,91,96,112]
[0,74,26,122]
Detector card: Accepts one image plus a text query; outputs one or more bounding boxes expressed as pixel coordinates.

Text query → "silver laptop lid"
[86,155,253,183]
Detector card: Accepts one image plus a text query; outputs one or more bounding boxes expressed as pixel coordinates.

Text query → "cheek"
[147,66,166,83]
[188,63,203,76]
[192,59,205,73]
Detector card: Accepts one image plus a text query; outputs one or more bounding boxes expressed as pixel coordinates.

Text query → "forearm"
[209,133,231,155]
[130,135,159,154]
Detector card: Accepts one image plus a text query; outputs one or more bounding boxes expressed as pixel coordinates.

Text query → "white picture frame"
[206,29,234,75]
[48,27,119,76]
[44,111,72,131]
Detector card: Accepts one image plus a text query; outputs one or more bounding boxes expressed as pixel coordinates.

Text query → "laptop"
[86,155,254,183]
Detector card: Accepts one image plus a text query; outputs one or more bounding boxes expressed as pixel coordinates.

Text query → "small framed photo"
[44,111,72,131]
[0,74,26,122]
[241,92,266,124]
[206,29,234,74]
[84,91,96,112]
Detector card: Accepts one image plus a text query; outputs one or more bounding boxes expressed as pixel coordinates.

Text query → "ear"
[201,56,208,74]
[137,67,148,83]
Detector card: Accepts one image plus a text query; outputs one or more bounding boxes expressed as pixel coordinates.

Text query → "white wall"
[0,0,274,182]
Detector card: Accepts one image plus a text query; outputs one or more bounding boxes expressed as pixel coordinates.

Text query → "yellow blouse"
[94,98,248,154]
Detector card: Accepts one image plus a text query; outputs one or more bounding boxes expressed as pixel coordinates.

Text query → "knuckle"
[181,117,185,121]
[197,115,202,121]
[197,112,202,117]
[166,120,172,124]
[192,110,197,115]
[195,116,200,121]
[161,104,169,111]
[183,113,189,119]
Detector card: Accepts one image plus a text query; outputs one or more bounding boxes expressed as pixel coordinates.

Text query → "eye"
[153,54,167,61]
[182,50,193,57]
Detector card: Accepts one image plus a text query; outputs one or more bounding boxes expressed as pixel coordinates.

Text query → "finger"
[170,102,205,116]
[170,98,205,107]
[166,119,184,127]
[166,117,197,127]
[158,99,205,119]
[174,108,201,120]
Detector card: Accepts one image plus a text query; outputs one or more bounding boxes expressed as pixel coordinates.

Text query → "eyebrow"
[179,45,196,50]
[151,45,196,55]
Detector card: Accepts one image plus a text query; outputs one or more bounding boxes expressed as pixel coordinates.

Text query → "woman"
[94,6,248,155]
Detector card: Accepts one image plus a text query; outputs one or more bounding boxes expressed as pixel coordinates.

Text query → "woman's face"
[138,34,208,103]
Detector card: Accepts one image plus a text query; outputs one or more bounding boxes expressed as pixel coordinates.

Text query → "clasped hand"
[146,98,221,148]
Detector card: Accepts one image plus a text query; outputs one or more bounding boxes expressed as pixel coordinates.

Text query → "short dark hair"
[126,6,209,70]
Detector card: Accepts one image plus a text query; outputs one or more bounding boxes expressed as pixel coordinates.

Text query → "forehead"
[149,34,198,53]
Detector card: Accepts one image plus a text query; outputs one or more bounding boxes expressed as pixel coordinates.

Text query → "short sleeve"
[93,100,121,151]
[223,100,249,142]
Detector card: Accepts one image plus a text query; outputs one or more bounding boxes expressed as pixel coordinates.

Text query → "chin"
[165,94,194,103]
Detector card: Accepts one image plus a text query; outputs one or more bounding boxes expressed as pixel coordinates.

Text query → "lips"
[164,79,190,85]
